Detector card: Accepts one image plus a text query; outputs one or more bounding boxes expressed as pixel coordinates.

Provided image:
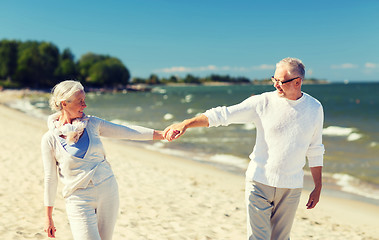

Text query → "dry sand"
[0,90,378,240]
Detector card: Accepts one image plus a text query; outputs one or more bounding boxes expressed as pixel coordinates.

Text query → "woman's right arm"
[41,133,58,238]
[44,206,56,238]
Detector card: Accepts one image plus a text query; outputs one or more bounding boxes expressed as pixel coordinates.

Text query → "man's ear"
[295,78,302,87]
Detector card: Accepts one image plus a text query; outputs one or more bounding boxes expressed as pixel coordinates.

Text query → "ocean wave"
[208,154,248,169]
[163,113,174,120]
[7,99,47,119]
[144,142,195,159]
[346,133,363,141]
[332,173,379,200]
[180,137,246,143]
[187,108,194,114]
[242,123,256,130]
[322,126,363,141]
[323,126,355,136]
[152,87,167,94]
[181,94,193,103]
[110,119,155,127]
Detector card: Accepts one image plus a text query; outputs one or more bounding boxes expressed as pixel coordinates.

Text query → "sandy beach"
[1,90,378,240]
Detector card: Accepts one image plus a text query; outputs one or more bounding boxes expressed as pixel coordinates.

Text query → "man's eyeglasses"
[271,76,299,86]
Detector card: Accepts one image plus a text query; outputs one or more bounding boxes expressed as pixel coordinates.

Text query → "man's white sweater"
[204,91,325,189]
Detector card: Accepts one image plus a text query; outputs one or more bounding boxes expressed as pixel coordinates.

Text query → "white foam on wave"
[152,87,167,94]
[35,102,48,108]
[111,119,135,126]
[346,133,363,141]
[323,126,354,136]
[111,118,154,126]
[208,154,248,169]
[144,142,195,159]
[163,113,174,120]
[7,99,47,119]
[181,94,193,103]
[332,173,379,200]
[243,123,256,130]
[323,126,363,141]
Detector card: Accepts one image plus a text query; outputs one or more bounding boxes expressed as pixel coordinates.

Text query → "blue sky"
[1,0,378,82]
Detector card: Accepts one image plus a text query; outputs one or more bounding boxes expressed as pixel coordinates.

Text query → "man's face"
[273,66,301,100]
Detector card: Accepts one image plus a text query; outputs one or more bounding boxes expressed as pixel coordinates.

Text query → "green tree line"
[0,39,130,88]
[132,74,252,85]
[1,39,327,89]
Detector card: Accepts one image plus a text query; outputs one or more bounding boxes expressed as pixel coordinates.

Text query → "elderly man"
[164,57,324,240]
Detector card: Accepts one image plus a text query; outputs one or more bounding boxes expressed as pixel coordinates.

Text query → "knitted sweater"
[41,115,154,206]
[204,91,325,188]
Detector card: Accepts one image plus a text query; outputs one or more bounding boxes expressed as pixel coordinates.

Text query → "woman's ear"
[61,101,67,107]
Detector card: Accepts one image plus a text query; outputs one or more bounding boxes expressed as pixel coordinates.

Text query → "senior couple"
[42,57,324,240]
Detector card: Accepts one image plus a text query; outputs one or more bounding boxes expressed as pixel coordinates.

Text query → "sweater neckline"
[274,91,306,105]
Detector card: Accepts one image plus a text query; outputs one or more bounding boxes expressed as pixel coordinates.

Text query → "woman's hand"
[163,123,186,141]
[44,217,56,238]
[153,130,165,140]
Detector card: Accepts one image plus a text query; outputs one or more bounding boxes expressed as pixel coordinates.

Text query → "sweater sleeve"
[41,133,58,206]
[97,117,154,140]
[306,105,325,167]
[203,96,258,127]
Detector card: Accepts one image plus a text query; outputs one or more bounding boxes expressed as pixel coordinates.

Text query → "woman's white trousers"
[65,176,119,240]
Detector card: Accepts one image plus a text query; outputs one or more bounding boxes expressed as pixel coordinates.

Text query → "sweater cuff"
[203,107,226,127]
[202,111,214,127]
[307,155,323,168]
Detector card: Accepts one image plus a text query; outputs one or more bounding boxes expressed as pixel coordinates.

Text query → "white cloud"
[330,63,358,69]
[252,64,275,70]
[158,65,217,73]
[365,62,379,69]
[155,64,275,73]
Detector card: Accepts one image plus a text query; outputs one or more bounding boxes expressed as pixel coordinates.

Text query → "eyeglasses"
[271,76,299,86]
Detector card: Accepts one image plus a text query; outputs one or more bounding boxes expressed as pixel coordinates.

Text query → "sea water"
[11,82,379,204]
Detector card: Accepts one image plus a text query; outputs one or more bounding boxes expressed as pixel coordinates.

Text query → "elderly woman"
[42,80,164,239]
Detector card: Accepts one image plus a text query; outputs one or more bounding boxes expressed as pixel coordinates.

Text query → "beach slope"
[0,94,378,239]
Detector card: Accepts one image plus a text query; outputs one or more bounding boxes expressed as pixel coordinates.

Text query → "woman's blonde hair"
[49,80,84,112]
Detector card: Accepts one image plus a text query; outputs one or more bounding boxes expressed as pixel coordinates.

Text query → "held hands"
[163,122,187,141]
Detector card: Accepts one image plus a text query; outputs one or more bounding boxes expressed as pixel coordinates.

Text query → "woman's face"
[62,90,87,119]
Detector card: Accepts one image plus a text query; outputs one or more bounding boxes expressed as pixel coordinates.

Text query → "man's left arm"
[306,166,322,209]
[306,105,324,209]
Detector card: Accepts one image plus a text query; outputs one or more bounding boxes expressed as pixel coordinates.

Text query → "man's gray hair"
[49,80,84,112]
[276,57,305,80]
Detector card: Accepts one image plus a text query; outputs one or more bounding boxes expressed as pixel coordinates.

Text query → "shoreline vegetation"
[0,38,328,92]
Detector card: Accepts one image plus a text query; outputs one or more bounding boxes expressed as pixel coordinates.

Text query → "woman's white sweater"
[41,115,154,206]
[204,91,325,189]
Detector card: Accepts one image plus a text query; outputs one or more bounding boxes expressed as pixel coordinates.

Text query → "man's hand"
[163,115,210,141]
[306,187,321,209]
[307,166,322,209]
